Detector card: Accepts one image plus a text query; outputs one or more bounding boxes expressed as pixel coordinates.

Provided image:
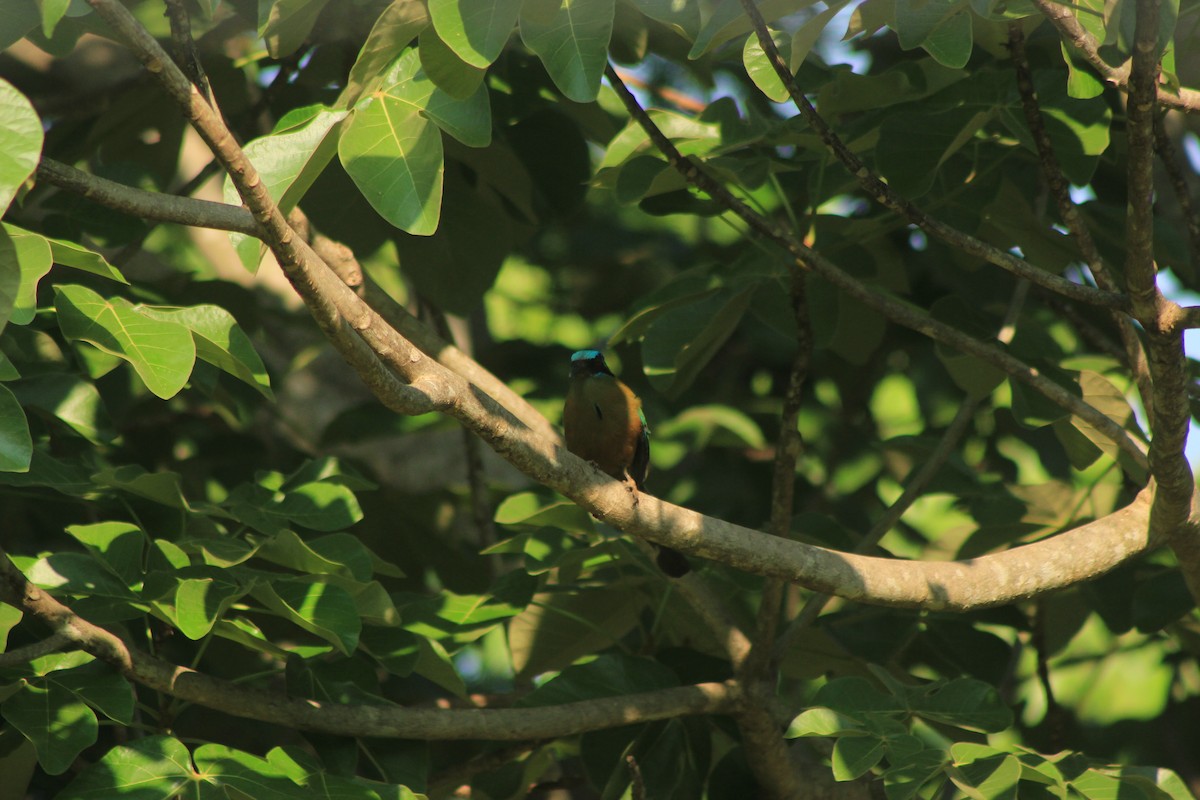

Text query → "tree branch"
[0,546,737,739]
[78,0,1166,620]
[36,158,258,235]
[1031,0,1200,114]
[604,65,1149,470]
[1122,0,1199,596]
[1008,22,1155,426]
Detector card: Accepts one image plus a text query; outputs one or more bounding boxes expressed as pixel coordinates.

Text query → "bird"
[562,349,690,577]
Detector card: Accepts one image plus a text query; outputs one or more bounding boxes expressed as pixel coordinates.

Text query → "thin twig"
[164,0,212,102]
[1153,116,1200,277]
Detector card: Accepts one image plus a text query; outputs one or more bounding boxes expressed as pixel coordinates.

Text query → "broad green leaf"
[224,104,345,269]
[2,680,97,775]
[418,27,487,99]
[894,0,973,68]
[688,0,817,58]
[9,373,113,444]
[0,78,42,216]
[169,570,246,639]
[91,465,192,509]
[883,749,948,800]
[520,653,677,706]
[428,0,521,67]
[394,169,510,313]
[744,4,848,102]
[908,678,1012,732]
[657,405,767,449]
[642,286,755,397]
[509,580,649,678]
[0,1,41,50]
[0,223,53,328]
[339,0,430,108]
[786,707,868,737]
[54,285,195,399]
[377,49,492,147]
[51,661,134,725]
[744,29,794,104]
[876,107,993,198]
[25,552,139,600]
[415,636,467,697]
[340,89,443,236]
[261,0,331,58]
[493,492,593,531]
[135,305,272,397]
[0,604,20,650]
[253,578,361,654]
[256,530,370,579]
[56,735,192,800]
[39,0,71,37]
[65,522,144,586]
[833,735,886,781]
[948,744,1020,800]
[519,0,615,103]
[632,0,701,40]
[0,384,32,473]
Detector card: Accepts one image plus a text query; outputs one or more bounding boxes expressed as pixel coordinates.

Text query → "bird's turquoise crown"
[571,349,602,362]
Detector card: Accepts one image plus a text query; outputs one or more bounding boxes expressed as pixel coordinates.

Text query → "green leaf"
[253,578,361,654]
[260,0,331,58]
[134,305,272,397]
[56,735,193,800]
[339,0,430,108]
[0,78,42,216]
[493,492,594,531]
[833,735,886,780]
[509,580,649,678]
[25,552,139,600]
[9,373,114,444]
[394,168,511,313]
[256,530,371,580]
[519,0,615,103]
[642,286,754,397]
[688,0,815,59]
[894,0,973,68]
[54,285,196,399]
[224,105,346,271]
[520,653,677,706]
[414,636,467,697]
[340,84,443,235]
[0,1,40,51]
[908,678,1013,732]
[0,384,32,473]
[38,0,71,37]
[785,707,867,737]
[65,521,144,587]
[630,0,700,40]
[0,223,53,329]
[51,660,134,725]
[2,680,97,775]
[91,464,192,509]
[744,29,793,103]
[876,107,993,198]
[657,405,766,449]
[948,744,1021,800]
[428,0,521,67]
[167,569,246,640]
[418,27,487,99]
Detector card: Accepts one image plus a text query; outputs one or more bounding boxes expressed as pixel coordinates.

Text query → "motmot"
[562,350,690,577]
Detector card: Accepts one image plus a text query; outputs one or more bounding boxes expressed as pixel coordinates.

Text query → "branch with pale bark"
[1031,0,1200,114]
[0,544,736,739]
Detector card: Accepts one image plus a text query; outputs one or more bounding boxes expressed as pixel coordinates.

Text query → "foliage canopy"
[2,0,1200,798]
